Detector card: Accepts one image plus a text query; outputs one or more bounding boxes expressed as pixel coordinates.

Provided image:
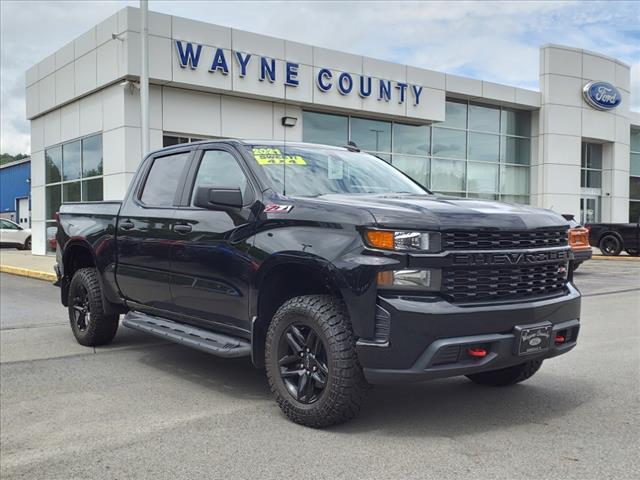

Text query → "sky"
[1,0,639,155]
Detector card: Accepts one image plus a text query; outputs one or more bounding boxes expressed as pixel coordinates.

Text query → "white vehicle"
[0,219,31,250]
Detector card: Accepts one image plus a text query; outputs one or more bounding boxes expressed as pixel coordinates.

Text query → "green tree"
[0,153,29,166]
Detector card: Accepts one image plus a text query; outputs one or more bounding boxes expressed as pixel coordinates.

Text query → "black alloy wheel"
[599,235,622,256]
[68,268,119,346]
[265,295,368,427]
[278,323,329,404]
[71,284,91,332]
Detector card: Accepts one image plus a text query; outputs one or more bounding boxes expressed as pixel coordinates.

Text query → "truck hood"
[304,194,568,230]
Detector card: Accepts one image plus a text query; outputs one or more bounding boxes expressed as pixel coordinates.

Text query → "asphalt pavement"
[1,261,639,479]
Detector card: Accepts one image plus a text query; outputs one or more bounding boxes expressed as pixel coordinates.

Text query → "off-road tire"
[466,359,543,387]
[599,234,622,256]
[18,236,31,250]
[265,295,369,428]
[68,268,119,346]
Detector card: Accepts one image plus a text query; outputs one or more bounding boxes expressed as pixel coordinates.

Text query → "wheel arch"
[250,255,346,368]
[61,241,125,314]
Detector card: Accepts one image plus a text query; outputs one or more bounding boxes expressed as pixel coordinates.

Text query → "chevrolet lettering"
[54,140,581,428]
[452,249,570,266]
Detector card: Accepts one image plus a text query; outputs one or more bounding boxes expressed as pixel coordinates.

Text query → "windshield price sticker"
[252,147,307,165]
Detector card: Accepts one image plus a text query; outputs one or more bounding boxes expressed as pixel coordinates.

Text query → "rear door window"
[140,152,190,206]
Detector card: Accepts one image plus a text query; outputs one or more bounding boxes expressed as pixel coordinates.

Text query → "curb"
[591,255,640,262]
[0,265,56,282]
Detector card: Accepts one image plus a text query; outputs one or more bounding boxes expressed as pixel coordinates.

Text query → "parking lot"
[1,260,638,480]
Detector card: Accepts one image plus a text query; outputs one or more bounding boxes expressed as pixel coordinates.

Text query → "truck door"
[115,148,192,311]
[168,146,258,332]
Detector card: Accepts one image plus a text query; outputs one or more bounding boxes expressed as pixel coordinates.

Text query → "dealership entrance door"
[17,197,30,228]
[580,196,600,224]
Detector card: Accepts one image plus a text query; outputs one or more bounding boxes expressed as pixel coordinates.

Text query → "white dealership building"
[25,7,640,254]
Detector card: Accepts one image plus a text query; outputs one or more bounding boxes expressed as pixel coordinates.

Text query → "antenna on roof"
[345,141,360,152]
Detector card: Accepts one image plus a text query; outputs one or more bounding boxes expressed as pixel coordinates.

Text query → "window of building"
[392,123,430,156]
[630,129,640,222]
[140,152,190,206]
[440,99,467,129]
[45,146,62,184]
[162,135,207,147]
[468,132,500,162]
[301,99,532,203]
[350,117,391,154]
[44,134,104,253]
[301,112,348,147]
[432,128,467,159]
[468,103,500,133]
[581,143,602,188]
[62,140,81,181]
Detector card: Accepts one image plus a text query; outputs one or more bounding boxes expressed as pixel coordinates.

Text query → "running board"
[122,311,251,358]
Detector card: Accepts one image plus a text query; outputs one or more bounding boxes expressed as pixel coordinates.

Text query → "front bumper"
[572,248,593,263]
[356,283,581,384]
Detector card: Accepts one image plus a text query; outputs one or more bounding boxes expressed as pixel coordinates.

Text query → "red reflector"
[555,335,566,344]
[467,347,487,358]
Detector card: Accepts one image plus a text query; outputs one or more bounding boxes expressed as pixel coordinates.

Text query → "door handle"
[173,223,192,234]
[120,220,135,231]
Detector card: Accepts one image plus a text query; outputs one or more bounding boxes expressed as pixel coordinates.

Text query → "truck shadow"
[124,338,594,436]
[339,376,595,437]
[135,342,270,400]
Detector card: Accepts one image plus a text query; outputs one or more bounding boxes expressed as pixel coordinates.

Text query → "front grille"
[442,263,567,303]
[443,229,568,250]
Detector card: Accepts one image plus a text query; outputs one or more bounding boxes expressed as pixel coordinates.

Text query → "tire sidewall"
[266,305,333,414]
[68,268,119,347]
[600,235,621,255]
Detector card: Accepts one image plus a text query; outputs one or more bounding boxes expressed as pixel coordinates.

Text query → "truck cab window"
[191,150,250,205]
[140,152,190,206]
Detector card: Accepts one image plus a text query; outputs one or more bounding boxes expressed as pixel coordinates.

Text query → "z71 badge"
[264,204,293,213]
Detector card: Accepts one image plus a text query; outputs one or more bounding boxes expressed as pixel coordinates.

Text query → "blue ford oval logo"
[583,81,621,110]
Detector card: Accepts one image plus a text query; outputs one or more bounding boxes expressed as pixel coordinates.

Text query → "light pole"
[140,0,149,156]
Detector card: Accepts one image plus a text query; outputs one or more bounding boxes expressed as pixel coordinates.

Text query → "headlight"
[364,229,441,252]
[377,269,441,291]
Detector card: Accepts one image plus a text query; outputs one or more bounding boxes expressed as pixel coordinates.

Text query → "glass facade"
[581,143,603,188]
[302,99,532,202]
[45,134,103,253]
[630,129,640,222]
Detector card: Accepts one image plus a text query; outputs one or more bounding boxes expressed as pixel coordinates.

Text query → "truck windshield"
[247,144,428,197]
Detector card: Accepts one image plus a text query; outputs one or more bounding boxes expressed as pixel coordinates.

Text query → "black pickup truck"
[586,221,640,256]
[55,140,581,427]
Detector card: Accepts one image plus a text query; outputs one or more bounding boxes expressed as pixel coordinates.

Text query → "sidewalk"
[0,249,57,281]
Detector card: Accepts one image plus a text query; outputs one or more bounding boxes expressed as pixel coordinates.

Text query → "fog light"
[376,269,441,291]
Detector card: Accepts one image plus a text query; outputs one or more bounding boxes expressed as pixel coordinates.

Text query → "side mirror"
[194,186,243,211]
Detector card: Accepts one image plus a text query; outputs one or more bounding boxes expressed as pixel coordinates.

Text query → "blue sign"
[582,81,621,110]
[175,41,423,106]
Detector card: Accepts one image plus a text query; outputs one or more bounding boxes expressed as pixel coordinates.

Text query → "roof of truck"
[148,139,351,157]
